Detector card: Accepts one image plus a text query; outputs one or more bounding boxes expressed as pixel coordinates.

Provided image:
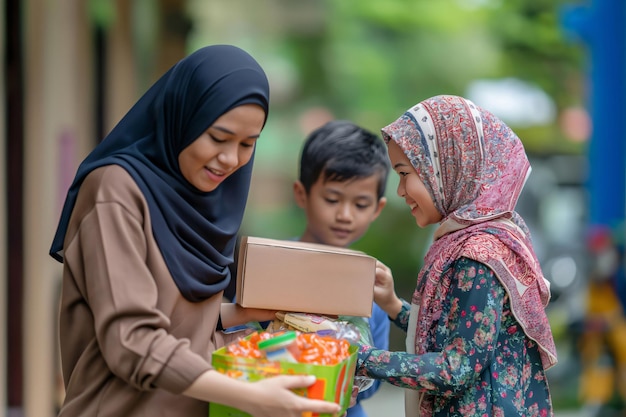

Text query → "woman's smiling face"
[178,103,266,192]
[387,140,443,228]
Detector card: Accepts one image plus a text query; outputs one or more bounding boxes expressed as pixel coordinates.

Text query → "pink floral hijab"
[381,95,557,371]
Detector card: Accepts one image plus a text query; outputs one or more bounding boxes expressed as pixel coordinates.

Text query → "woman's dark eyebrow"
[212,125,260,139]
[393,162,409,169]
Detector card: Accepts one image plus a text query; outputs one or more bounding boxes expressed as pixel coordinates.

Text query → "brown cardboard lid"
[235,235,376,316]
[240,236,372,257]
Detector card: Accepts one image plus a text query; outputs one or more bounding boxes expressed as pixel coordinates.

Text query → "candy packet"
[268,312,376,392]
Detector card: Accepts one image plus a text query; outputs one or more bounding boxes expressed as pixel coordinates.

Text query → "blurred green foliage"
[186,0,587,357]
[261,0,585,146]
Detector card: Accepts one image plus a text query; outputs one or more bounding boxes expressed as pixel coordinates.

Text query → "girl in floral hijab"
[357,95,557,417]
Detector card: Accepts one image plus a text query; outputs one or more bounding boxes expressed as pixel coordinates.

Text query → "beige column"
[105,0,138,131]
[21,0,183,414]
[0,0,6,413]
[22,0,94,415]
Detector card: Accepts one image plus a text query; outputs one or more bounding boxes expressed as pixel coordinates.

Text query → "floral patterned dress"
[357,257,553,417]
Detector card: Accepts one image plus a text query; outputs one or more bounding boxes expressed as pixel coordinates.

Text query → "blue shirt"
[347,301,390,417]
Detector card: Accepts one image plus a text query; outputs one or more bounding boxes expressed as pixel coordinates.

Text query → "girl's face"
[178,104,265,192]
[387,140,443,228]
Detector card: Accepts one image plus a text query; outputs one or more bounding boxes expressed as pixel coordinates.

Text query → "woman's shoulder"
[83,164,134,186]
[77,164,147,214]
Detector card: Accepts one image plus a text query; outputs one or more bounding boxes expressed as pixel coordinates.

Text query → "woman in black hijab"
[50,45,341,417]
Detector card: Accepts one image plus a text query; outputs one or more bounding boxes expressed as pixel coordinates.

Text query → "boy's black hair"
[298,120,390,199]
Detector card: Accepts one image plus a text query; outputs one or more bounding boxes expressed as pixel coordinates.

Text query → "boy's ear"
[372,197,387,221]
[293,180,308,209]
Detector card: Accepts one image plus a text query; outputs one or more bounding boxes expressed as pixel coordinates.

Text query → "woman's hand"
[220,303,277,328]
[242,307,278,323]
[185,371,341,417]
[243,375,342,417]
[374,261,403,319]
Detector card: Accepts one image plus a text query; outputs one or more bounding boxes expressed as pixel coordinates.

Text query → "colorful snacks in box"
[267,313,375,393]
[209,331,358,417]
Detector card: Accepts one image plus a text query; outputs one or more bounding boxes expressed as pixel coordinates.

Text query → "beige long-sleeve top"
[58,165,226,416]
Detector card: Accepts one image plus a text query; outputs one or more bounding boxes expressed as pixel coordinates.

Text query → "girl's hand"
[374,261,403,319]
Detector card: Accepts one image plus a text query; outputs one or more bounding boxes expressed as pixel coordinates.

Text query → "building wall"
[22,1,94,415]
[17,1,186,415]
[0,0,6,413]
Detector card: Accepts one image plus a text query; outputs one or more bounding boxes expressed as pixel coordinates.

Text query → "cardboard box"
[235,236,376,317]
[209,342,358,417]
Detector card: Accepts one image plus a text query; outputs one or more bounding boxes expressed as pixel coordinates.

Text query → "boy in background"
[293,120,391,417]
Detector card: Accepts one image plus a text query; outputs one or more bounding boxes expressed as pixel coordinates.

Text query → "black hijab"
[50,45,270,302]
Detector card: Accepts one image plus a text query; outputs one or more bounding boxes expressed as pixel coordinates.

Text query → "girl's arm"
[355,304,390,402]
[358,258,505,396]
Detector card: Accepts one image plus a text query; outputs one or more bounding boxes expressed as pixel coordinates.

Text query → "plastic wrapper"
[336,316,375,392]
[268,312,376,392]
